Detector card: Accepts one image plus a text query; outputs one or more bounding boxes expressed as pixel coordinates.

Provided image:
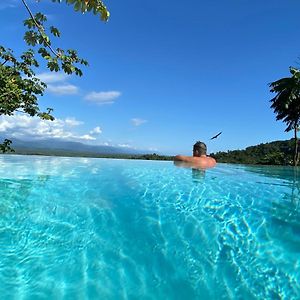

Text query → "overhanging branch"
[21,0,60,58]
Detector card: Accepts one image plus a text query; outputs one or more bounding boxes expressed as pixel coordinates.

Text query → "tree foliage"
[211,139,294,166]
[0,47,51,120]
[269,67,300,166]
[51,0,110,21]
[0,0,109,152]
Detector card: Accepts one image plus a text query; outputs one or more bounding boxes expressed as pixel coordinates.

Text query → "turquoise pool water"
[0,155,299,299]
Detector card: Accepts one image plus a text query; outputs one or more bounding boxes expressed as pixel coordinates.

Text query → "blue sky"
[1,0,300,155]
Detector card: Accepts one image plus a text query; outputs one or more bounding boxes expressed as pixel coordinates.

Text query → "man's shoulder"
[206,156,217,166]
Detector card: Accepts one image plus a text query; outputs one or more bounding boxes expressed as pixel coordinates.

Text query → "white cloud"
[47,84,79,95]
[131,118,147,126]
[79,134,96,141]
[118,143,132,148]
[37,72,69,84]
[89,126,102,135]
[0,0,43,11]
[84,91,121,105]
[0,0,18,10]
[0,114,94,142]
[0,3,16,10]
[36,72,79,95]
[65,117,83,126]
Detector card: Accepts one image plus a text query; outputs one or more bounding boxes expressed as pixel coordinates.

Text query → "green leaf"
[0,139,15,153]
[24,31,39,46]
[50,26,61,37]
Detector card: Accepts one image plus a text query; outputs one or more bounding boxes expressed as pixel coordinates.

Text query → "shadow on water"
[270,170,300,241]
[244,166,300,250]
[192,168,206,182]
[173,161,206,183]
[0,175,50,217]
[243,164,299,182]
[244,165,300,202]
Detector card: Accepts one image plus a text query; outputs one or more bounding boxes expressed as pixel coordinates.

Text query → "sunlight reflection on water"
[0,155,299,299]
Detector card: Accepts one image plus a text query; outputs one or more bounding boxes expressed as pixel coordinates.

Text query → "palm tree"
[269,67,300,166]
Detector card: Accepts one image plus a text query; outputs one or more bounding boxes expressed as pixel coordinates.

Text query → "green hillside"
[211,139,295,165]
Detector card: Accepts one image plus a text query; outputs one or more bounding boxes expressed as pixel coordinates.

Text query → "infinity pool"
[0,155,299,299]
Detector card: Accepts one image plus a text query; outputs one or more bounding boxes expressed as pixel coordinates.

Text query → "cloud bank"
[0,114,100,142]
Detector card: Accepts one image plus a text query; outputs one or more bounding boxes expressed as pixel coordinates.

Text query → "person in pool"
[174,141,216,169]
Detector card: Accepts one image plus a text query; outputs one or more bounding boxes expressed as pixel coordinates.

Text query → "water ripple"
[0,156,299,299]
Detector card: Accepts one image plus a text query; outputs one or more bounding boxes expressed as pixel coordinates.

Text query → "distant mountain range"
[4,138,149,156]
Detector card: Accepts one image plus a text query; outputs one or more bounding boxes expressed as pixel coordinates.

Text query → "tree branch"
[1,60,8,66]
[15,109,27,114]
[21,0,60,57]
